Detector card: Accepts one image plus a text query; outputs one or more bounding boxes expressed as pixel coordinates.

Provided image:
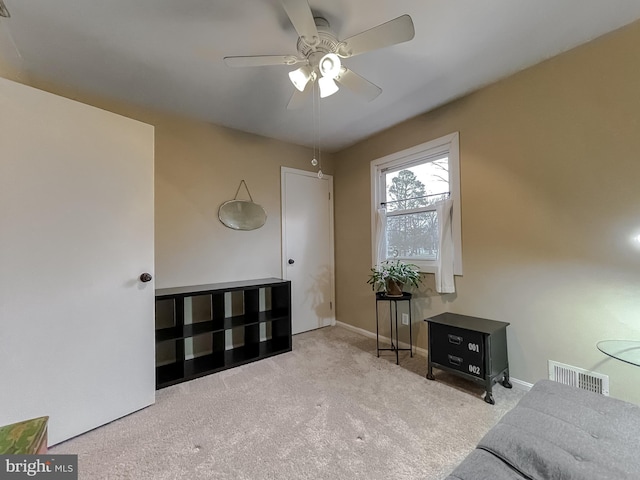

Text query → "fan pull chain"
[311,80,318,168]
[314,81,323,179]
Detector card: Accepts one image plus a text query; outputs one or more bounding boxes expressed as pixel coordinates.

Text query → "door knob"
[139,273,153,283]
[288,259,295,265]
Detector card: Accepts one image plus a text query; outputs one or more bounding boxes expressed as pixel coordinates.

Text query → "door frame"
[280,167,336,329]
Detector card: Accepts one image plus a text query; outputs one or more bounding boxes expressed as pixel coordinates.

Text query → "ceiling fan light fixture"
[319,53,341,79]
[318,76,339,98]
[289,65,313,92]
[226,5,415,107]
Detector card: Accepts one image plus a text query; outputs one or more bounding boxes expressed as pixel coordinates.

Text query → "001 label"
[468,342,480,352]
[468,364,481,375]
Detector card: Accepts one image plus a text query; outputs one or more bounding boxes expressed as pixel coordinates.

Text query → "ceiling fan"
[223,0,415,109]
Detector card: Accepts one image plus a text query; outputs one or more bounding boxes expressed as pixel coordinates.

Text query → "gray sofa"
[446,379,640,480]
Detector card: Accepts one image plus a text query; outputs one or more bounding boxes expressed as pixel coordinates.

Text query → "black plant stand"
[375,292,413,365]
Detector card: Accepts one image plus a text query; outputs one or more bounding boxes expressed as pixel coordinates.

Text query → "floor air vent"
[548,360,609,396]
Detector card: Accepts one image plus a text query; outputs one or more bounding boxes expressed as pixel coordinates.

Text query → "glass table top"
[597,340,640,367]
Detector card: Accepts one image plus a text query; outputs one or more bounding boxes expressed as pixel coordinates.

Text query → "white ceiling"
[2,0,640,152]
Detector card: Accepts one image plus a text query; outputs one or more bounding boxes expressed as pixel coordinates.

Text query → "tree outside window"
[384,158,449,261]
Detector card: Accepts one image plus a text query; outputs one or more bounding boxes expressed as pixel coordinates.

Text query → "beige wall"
[334,20,640,403]
[0,69,334,289]
[152,116,334,288]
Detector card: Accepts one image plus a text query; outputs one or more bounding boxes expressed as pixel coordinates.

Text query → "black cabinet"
[425,313,511,404]
[155,278,291,389]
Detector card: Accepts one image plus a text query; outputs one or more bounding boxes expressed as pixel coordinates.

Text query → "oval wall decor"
[218,180,267,231]
[218,199,267,230]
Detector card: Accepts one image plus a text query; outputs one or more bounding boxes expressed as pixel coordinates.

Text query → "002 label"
[468,365,481,375]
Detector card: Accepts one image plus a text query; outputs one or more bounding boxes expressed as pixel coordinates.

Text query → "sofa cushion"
[476,380,640,480]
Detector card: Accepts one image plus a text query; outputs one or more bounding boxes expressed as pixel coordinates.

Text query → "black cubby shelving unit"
[154,278,292,389]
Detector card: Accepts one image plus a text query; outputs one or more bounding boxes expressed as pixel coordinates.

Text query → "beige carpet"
[51,325,524,479]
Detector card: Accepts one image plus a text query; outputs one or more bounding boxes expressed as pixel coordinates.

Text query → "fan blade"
[224,55,304,67]
[281,0,319,46]
[338,15,415,58]
[335,67,382,102]
[287,83,312,110]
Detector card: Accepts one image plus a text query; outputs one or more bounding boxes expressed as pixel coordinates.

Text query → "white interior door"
[281,168,335,335]
[0,77,155,445]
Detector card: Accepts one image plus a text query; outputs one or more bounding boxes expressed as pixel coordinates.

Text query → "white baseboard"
[509,378,533,391]
[335,320,428,357]
[334,321,531,391]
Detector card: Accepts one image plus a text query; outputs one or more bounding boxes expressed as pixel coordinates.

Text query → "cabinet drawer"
[430,351,485,378]
[430,323,484,358]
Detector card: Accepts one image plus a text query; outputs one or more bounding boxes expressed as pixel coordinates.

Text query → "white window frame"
[370,132,462,275]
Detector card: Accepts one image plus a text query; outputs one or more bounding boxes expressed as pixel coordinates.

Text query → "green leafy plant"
[367,260,423,293]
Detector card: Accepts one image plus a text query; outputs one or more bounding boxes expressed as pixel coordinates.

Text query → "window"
[371,132,462,274]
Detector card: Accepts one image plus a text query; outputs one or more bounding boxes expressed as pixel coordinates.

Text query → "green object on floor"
[0,416,49,454]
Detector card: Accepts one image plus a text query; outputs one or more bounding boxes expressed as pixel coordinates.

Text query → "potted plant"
[367,260,423,297]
